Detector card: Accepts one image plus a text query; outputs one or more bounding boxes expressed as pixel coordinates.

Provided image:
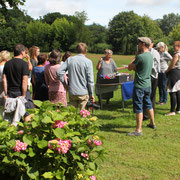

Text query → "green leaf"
[17,122,24,127]
[33,100,42,108]
[32,121,38,128]
[86,169,94,176]
[41,116,53,124]
[77,146,86,152]
[6,139,16,147]
[46,149,54,154]
[23,134,33,146]
[2,156,11,163]
[28,148,35,157]
[89,162,96,170]
[64,133,74,138]
[42,172,54,179]
[92,146,104,152]
[16,159,22,165]
[37,140,48,149]
[77,162,84,170]
[53,128,65,139]
[19,153,27,159]
[0,145,6,149]
[70,151,81,161]
[27,167,39,179]
[52,113,64,121]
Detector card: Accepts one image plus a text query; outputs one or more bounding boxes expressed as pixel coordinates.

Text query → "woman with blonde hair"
[0,50,10,105]
[29,46,40,67]
[156,42,172,105]
[165,41,180,116]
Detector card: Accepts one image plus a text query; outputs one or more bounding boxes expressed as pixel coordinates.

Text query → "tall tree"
[51,18,77,51]
[26,21,51,52]
[0,0,26,10]
[156,13,180,36]
[108,11,163,54]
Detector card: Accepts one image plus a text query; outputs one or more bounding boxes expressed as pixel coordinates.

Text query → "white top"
[0,65,4,82]
[159,51,172,73]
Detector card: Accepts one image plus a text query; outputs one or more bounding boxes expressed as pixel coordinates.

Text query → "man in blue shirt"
[57,43,94,110]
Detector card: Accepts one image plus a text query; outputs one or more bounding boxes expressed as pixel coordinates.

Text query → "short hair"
[37,54,47,65]
[174,41,180,47]
[105,49,113,54]
[76,43,87,54]
[62,51,72,62]
[13,44,26,56]
[29,46,40,59]
[0,50,11,63]
[48,49,61,65]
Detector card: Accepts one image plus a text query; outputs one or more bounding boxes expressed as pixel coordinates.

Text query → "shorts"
[133,86,152,113]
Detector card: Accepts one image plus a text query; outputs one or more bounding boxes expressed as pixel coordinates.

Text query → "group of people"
[0,39,180,136]
[127,38,180,136]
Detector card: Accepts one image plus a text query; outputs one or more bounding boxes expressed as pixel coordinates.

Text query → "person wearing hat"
[127,37,156,136]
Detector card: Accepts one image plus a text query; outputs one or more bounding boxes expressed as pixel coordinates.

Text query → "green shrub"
[0,101,104,179]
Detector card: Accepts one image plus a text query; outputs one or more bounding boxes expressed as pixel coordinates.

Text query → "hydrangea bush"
[0,101,104,179]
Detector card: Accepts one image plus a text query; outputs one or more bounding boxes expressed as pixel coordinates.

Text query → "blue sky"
[21,0,180,26]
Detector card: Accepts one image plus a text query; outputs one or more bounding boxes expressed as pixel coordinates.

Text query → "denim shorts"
[133,86,152,113]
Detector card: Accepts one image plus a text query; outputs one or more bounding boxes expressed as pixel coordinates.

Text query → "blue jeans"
[158,72,167,103]
[133,86,152,114]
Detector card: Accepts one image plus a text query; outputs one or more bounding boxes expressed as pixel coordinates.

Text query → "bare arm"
[96,57,103,70]
[25,54,33,71]
[165,53,179,73]
[117,66,128,70]
[128,59,136,71]
[22,75,28,97]
[2,74,8,97]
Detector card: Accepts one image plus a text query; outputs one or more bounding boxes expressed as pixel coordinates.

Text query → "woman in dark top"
[165,41,180,116]
[32,53,48,101]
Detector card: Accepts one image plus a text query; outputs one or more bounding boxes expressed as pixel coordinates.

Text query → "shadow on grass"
[100,100,133,111]
[99,123,135,133]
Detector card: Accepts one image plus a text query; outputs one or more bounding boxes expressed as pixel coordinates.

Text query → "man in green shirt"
[127,37,156,136]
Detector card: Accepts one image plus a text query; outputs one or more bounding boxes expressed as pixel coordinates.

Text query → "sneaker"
[176,111,180,114]
[159,102,165,106]
[147,124,156,129]
[127,131,142,136]
[165,112,176,116]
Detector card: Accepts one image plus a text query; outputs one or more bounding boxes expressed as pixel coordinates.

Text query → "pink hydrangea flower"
[48,139,71,154]
[81,153,89,160]
[88,139,102,147]
[53,120,68,128]
[56,139,71,154]
[12,140,28,152]
[90,175,97,180]
[93,139,102,146]
[18,130,24,134]
[80,110,91,118]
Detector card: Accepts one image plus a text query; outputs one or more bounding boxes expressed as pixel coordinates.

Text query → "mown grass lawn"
[86,53,180,180]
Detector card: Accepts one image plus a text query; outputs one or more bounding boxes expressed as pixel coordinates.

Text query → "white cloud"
[21,0,86,19]
[126,0,169,6]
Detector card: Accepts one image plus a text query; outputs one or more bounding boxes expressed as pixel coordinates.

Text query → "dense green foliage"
[0,7,180,54]
[108,11,164,54]
[0,101,104,179]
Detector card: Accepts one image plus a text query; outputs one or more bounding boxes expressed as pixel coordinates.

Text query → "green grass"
[86,54,180,180]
